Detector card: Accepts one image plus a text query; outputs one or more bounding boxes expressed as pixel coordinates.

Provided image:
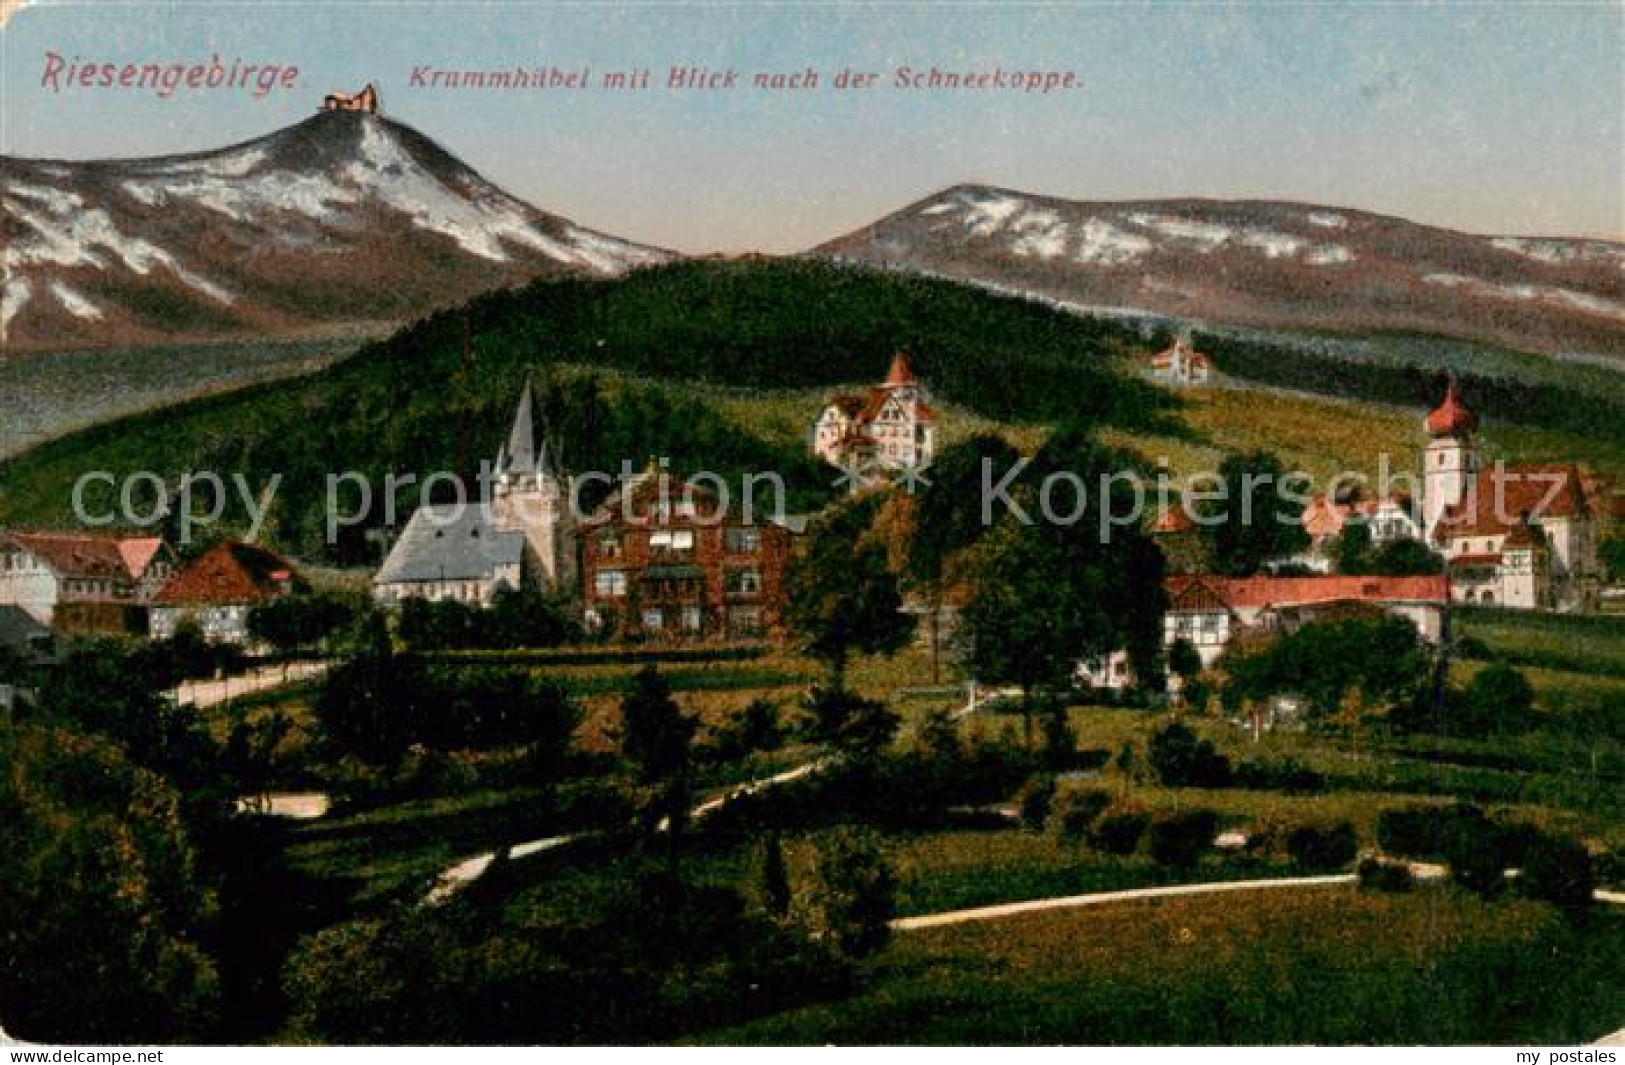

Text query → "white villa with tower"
[812,352,938,475]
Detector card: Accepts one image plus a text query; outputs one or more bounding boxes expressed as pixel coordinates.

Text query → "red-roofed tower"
[1423,376,1480,542]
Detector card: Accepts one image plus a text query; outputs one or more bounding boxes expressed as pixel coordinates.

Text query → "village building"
[0,531,173,635]
[812,352,937,477]
[1420,380,1609,611]
[1291,488,1423,571]
[322,82,379,113]
[1146,338,1213,387]
[150,541,301,645]
[374,383,576,606]
[580,465,800,641]
[1076,574,1448,692]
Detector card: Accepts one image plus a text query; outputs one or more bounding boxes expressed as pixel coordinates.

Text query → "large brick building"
[581,467,800,641]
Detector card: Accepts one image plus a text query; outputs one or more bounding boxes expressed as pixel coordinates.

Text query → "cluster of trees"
[1,642,232,1043]
[317,631,581,767]
[1376,803,1596,914]
[1221,613,1432,723]
[396,587,582,652]
[1334,522,1444,577]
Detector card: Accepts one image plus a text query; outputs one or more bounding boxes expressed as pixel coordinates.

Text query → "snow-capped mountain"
[814,185,1625,363]
[1,110,670,351]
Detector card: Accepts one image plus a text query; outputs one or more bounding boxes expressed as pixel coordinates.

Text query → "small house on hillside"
[1147,339,1212,387]
[150,541,301,646]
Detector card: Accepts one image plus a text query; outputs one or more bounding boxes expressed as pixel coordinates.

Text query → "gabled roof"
[375,505,527,584]
[883,351,918,388]
[1168,577,1231,613]
[155,542,299,606]
[3,531,168,580]
[1433,464,1593,540]
[1151,504,1197,534]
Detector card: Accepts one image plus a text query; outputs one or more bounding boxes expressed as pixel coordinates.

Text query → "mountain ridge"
[810,183,1625,364]
[0,110,671,352]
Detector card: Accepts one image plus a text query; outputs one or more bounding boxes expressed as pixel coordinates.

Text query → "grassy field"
[696,885,1625,1044]
[1455,606,1625,680]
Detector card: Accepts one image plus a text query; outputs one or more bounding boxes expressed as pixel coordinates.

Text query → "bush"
[1231,758,1325,795]
[1518,830,1595,915]
[1357,857,1414,893]
[810,827,896,959]
[1455,663,1540,737]
[1050,787,1111,842]
[1147,810,1219,869]
[1439,810,1515,897]
[1017,774,1057,832]
[1147,722,1231,788]
[1286,822,1358,871]
[1092,807,1151,855]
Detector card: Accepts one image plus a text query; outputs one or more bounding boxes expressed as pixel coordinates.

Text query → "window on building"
[728,605,764,637]
[649,529,695,553]
[724,527,760,554]
[681,606,703,632]
[595,569,628,597]
[726,567,763,596]
[642,608,665,631]
[596,534,623,559]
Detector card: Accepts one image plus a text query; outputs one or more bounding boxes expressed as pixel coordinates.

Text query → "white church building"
[373,383,577,606]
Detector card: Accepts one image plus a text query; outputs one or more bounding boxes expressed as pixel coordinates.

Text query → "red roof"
[1151,504,1197,534]
[4,531,167,580]
[1167,574,1448,612]
[1168,577,1231,613]
[1426,379,1479,437]
[1433,463,1592,540]
[883,351,919,388]
[155,541,298,606]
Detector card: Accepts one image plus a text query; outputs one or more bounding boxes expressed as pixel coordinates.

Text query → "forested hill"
[0,260,1172,562]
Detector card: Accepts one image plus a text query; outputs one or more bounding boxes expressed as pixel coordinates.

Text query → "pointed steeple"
[883,351,918,388]
[501,381,538,475]
[1426,374,1478,437]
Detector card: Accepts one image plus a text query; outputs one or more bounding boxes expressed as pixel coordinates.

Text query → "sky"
[1,1,1621,253]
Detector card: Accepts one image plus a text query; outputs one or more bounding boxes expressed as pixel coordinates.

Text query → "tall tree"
[785,494,915,691]
[618,666,698,839]
[957,428,1168,737]
[899,433,1025,681]
[1198,450,1310,576]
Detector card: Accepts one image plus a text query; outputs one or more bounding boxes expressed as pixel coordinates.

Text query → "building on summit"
[812,352,937,476]
[322,81,379,113]
[373,383,576,607]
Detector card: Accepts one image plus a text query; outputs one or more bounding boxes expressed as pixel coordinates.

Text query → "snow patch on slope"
[1425,273,1625,322]
[1009,208,1067,259]
[49,280,103,320]
[1076,218,1153,266]
[0,278,29,342]
[960,193,1026,237]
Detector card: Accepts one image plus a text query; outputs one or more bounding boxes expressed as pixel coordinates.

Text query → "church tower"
[1422,377,1479,543]
[492,382,578,591]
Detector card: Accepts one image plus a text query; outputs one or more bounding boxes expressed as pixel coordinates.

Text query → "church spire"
[501,380,539,475]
